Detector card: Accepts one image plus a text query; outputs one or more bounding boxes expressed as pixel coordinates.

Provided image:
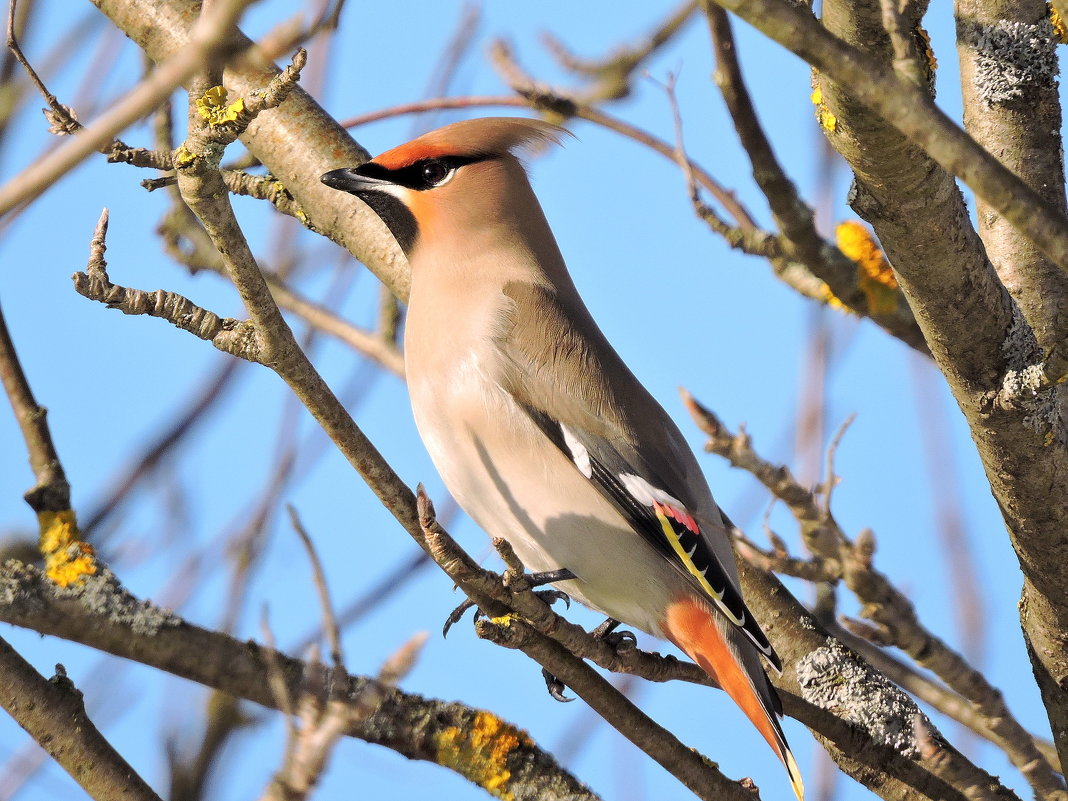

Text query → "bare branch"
[0,561,599,801]
[0,298,70,514]
[542,0,698,102]
[0,637,164,801]
[711,0,1068,274]
[287,505,345,669]
[0,0,256,217]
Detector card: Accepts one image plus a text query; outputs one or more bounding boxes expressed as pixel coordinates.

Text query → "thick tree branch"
[711,0,1068,274]
[90,0,407,299]
[729,0,1068,765]
[954,0,1068,358]
[0,563,596,801]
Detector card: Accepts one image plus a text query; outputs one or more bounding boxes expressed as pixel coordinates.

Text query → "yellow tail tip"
[785,747,805,801]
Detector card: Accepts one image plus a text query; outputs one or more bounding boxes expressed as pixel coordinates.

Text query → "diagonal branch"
[682,390,1065,799]
[702,3,924,353]
[710,0,1068,274]
[0,635,163,801]
[0,0,255,217]
[0,300,70,514]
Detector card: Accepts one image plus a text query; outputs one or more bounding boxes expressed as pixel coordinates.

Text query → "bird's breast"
[404,335,680,635]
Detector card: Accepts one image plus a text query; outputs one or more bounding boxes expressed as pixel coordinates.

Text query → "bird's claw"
[589,617,637,653]
[442,598,479,638]
[541,667,574,703]
[534,589,571,609]
[603,628,638,653]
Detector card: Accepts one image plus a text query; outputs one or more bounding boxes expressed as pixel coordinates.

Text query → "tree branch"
[0,562,597,801]
[91,0,407,299]
[0,636,163,801]
[0,0,255,217]
[711,0,1068,274]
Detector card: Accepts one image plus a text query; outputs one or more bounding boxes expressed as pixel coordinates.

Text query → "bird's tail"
[663,596,804,801]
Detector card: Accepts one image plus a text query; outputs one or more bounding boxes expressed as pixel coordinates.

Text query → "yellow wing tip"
[785,748,805,801]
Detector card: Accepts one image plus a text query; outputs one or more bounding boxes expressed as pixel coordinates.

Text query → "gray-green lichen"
[796,637,928,758]
[55,567,180,636]
[997,303,1064,444]
[962,18,1058,106]
[1,560,180,637]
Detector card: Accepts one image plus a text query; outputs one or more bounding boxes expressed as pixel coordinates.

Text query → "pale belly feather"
[410,356,680,637]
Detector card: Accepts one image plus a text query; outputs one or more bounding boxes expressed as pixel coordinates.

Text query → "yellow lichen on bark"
[815,282,851,314]
[1051,2,1068,44]
[810,84,838,132]
[196,86,245,126]
[836,221,900,315]
[37,509,97,586]
[434,711,532,800]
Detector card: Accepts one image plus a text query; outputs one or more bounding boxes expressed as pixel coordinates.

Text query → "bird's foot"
[542,616,637,703]
[534,588,571,610]
[591,617,638,654]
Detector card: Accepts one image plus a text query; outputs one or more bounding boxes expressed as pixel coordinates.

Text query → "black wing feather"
[521,404,781,671]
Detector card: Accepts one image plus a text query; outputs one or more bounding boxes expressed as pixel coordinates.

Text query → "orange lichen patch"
[915,25,938,74]
[435,711,532,800]
[195,85,245,126]
[836,221,900,315]
[1051,2,1068,43]
[37,509,97,587]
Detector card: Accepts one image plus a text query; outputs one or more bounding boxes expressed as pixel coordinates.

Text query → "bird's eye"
[421,160,452,187]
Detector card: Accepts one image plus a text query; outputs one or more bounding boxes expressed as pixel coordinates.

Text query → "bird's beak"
[320,167,393,195]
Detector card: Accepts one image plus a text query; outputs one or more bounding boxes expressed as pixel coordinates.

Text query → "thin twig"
[0,300,70,514]
[287,505,345,669]
[0,0,256,217]
[541,0,698,102]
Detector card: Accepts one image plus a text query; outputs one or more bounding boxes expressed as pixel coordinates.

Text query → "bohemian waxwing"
[322,117,804,801]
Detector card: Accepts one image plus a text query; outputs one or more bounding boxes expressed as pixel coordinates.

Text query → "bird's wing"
[496,281,780,671]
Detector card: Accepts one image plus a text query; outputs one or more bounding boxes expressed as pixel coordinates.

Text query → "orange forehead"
[374,140,457,170]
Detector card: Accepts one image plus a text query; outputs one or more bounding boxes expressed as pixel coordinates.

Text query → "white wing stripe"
[560,424,593,479]
[618,472,689,513]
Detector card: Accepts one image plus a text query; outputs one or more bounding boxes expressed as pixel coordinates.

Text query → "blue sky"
[0,1,1047,800]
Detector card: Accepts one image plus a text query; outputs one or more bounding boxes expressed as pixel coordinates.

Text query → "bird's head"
[321,117,570,257]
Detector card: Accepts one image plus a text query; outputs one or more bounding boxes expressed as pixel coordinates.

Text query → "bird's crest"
[373,117,571,170]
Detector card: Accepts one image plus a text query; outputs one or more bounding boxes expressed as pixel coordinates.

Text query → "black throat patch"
[355,190,419,255]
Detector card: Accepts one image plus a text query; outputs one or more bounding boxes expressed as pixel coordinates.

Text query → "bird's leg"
[444,569,576,638]
[525,567,577,586]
